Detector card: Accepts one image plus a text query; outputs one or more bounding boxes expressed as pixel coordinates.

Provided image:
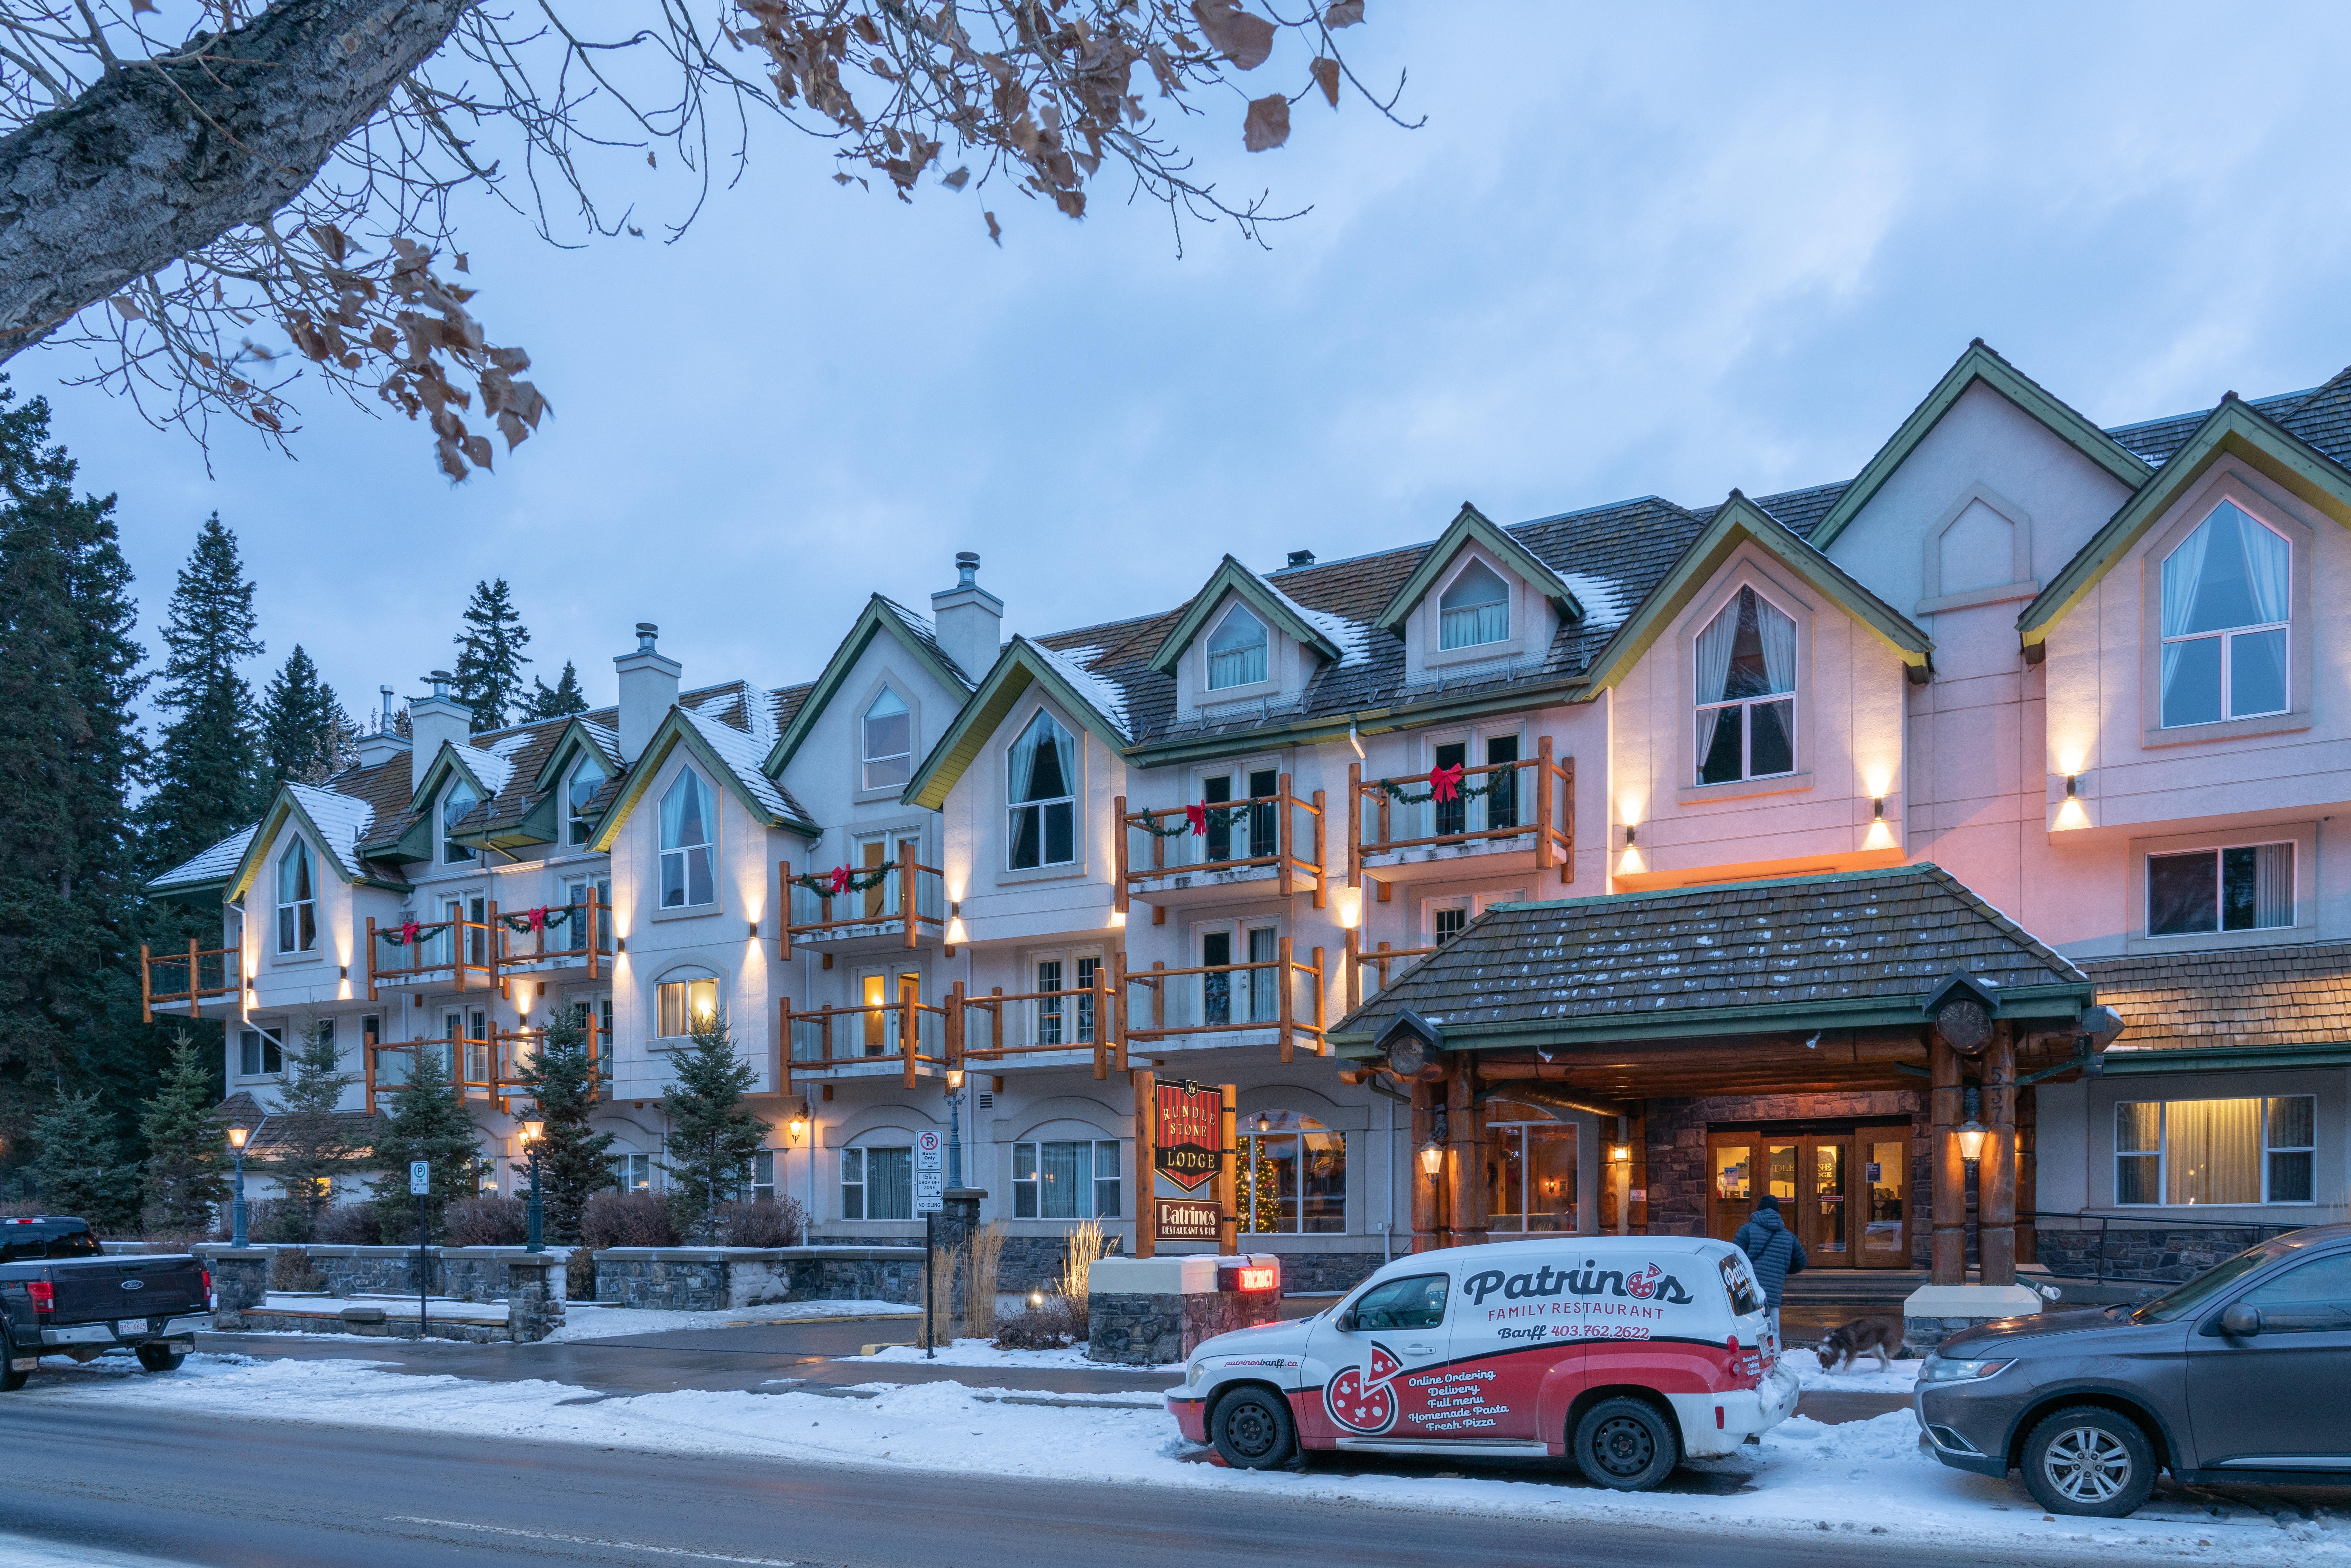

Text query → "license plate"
[117,1319,146,1337]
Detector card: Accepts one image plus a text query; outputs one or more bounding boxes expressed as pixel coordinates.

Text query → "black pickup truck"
[0,1217,208,1387]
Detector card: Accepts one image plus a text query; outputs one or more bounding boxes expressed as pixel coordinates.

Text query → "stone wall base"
[1086,1288,1280,1365]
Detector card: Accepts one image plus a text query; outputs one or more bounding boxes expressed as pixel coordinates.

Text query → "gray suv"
[1917,1223,2351,1517]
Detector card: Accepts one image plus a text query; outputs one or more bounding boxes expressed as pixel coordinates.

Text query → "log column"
[1979,1028,2017,1287]
[1444,1064,1477,1247]
[1930,1034,1966,1285]
[1409,1078,1438,1252]
[2016,1083,2039,1268]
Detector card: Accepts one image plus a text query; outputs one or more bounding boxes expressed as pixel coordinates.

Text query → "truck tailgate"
[48,1256,207,1323]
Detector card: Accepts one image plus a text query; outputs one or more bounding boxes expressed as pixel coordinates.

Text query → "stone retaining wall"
[195,1244,577,1305]
[2034,1225,2289,1284]
[593,1246,926,1311]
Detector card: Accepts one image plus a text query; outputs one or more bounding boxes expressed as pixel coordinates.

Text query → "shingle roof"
[1334,864,2091,1044]
[151,826,257,891]
[2103,387,2313,466]
[2082,943,2351,1053]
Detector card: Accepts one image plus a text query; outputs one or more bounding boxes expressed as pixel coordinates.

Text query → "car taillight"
[201,1268,213,1301]
[26,1282,53,1314]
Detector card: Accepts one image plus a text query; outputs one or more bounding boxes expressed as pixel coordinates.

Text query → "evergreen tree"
[520,660,588,721]
[138,1036,226,1233]
[507,1009,615,1242]
[656,1011,768,1240]
[368,1045,485,1241]
[265,1027,360,1241]
[30,1091,142,1234]
[140,513,263,877]
[260,645,355,786]
[451,578,532,731]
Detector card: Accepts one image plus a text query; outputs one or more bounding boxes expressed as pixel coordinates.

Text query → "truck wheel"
[1211,1387,1296,1471]
[135,1345,185,1374]
[1573,1397,1679,1491]
[0,1335,25,1392]
[2020,1406,2155,1518]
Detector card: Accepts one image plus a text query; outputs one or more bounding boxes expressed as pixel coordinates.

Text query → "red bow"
[1184,803,1208,836]
[827,864,851,895]
[1429,763,1465,804]
[400,920,420,945]
[527,906,547,932]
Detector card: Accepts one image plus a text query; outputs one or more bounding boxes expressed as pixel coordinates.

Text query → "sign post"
[915,1130,943,1360]
[409,1160,430,1337]
[1133,1069,1156,1258]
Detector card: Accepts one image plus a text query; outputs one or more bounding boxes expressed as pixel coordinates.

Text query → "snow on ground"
[862,1337,1181,1373]
[36,1352,2346,1562]
[1779,1345,1922,1395]
[546,1300,916,1342]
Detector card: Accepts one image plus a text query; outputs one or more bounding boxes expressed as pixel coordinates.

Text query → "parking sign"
[915,1129,944,1215]
[409,1160,430,1195]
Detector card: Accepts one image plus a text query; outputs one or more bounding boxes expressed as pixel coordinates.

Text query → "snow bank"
[1779,1345,1922,1395]
[860,1338,1181,1373]
[549,1300,917,1341]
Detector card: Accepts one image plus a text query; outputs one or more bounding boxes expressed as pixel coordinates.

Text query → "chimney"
[354,684,411,769]
[615,621,680,762]
[408,671,473,793]
[929,552,1003,683]
[1284,549,1316,570]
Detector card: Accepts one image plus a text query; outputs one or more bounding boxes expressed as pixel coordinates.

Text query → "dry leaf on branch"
[1325,0,1365,26]
[1242,93,1290,152]
[1191,1,1275,70]
[1310,56,1340,108]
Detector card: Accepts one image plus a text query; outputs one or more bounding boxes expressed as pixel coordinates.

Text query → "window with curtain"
[1206,604,1269,690]
[238,1027,284,1077]
[1485,1117,1578,1232]
[567,756,606,846]
[1694,585,1797,785]
[2160,501,2290,728]
[1240,1113,1346,1233]
[659,770,716,907]
[1013,1139,1121,1218]
[2147,843,2294,936]
[1007,710,1076,868]
[1438,560,1511,649]
[1202,766,1278,863]
[842,1146,913,1220]
[2115,1095,2314,1205]
[656,973,720,1036]
[441,779,479,863]
[862,688,912,789]
[276,840,316,953]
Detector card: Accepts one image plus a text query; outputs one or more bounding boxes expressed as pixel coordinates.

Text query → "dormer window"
[1206,605,1269,690]
[659,770,716,908]
[276,840,316,953]
[1008,710,1076,869]
[440,780,479,863]
[862,688,912,789]
[1694,586,1797,785]
[2160,501,2290,728]
[567,755,606,846]
[1438,560,1510,649]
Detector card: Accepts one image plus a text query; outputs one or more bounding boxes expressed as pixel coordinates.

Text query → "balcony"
[1115,774,1326,914]
[779,994,950,1090]
[1349,738,1574,886]
[363,1019,610,1113]
[1122,943,1328,1064]
[1341,931,1437,1011]
[365,909,496,997]
[781,849,947,956]
[496,892,613,981]
[140,940,239,1021]
[954,973,1125,1081]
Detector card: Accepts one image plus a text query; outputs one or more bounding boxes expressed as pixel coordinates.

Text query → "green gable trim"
[764,596,976,776]
[1371,502,1585,636]
[903,638,1133,812]
[589,710,819,853]
[1577,493,1933,694]
[530,718,617,795]
[406,743,502,822]
[226,789,380,903]
[2018,396,2351,649]
[1145,555,1343,677]
[1810,341,2152,551]
[2099,1040,2351,1075]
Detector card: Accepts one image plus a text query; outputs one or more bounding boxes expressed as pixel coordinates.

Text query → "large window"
[1007,710,1076,869]
[656,973,720,1037]
[1438,560,1511,650]
[862,689,912,790]
[1203,766,1277,863]
[440,780,479,863]
[2160,501,2290,728]
[659,770,716,908]
[1201,926,1278,1026]
[2116,1096,2315,1206]
[1486,1119,1577,1232]
[564,874,613,949]
[275,840,316,953]
[2148,843,2293,937]
[567,756,606,846]
[1206,604,1269,690]
[1013,1139,1121,1219]
[1694,585,1797,786]
[1032,955,1100,1046]
[842,1146,912,1221]
[1240,1112,1345,1234]
[237,1026,284,1077]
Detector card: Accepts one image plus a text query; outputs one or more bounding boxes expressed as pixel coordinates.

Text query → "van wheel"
[135,1345,185,1374]
[2020,1406,2155,1518]
[0,1335,25,1393]
[1573,1397,1679,1491]
[1211,1388,1296,1471]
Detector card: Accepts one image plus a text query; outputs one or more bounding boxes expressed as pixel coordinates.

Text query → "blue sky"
[31,2,2351,722]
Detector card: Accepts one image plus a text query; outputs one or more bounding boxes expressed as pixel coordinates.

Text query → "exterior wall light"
[1872,798,1885,821]
[1623,824,1637,847]
[2065,775,2079,798]
[1417,1140,1445,1179]
[1957,1119,1987,1164]
[1608,1143,1631,1164]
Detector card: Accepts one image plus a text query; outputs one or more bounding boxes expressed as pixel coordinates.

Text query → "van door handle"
[1402,1342,1436,1355]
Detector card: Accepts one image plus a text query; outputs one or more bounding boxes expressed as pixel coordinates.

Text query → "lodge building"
[150,341,2351,1292]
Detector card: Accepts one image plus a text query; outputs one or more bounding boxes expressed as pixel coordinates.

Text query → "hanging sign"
[1153,1196,1222,1243]
[914,1129,944,1215]
[1152,1079,1223,1191]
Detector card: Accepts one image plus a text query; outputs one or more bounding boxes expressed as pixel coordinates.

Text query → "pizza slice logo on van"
[1365,1342,1401,1386]
[1324,1359,1399,1434]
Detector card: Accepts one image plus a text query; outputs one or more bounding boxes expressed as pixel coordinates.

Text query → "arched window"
[1438,560,1511,649]
[862,688,912,789]
[1239,1111,1345,1234]
[440,779,479,863]
[276,839,316,953]
[1694,586,1797,785]
[2161,501,2290,728]
[1206,604,1269,690]
[1007,709,1076,868]
[659,770,716,907]
[655,968,721,1037]
[566,755,606,846]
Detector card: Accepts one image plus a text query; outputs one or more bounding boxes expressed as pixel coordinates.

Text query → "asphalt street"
[0,1403,2114,1568]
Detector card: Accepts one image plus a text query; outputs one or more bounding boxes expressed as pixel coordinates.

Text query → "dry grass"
[1058,1218,1104,1318]
[964,1220,1004,1337]
[921,1244,955,1348]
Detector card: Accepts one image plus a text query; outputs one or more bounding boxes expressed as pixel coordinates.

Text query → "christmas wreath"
[1374,763,1509,806]
[500,905,574,934]
[791,864,895,897]
[381,919,431,947]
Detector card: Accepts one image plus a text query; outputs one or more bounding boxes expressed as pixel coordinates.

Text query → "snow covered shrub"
[992,1295,1082,1350]
[579,1189,678,1249]
[269,1247,327,1292]
[714,1196,806,1248]
[444,1195,528,1246]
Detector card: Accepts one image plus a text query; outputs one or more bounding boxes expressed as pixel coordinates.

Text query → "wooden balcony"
[365,908,498,998]
[954,972,1125,1081]
[1341,930,1438,1011]
[780,847,948,954]
[1348,738,1574,884]
[363,1019,609,1114]
[1114,773,1326,915]
[494,891,612,980]
[140,940,239,1021]
[1122,942,1328,1064]
[778,995,951,1091]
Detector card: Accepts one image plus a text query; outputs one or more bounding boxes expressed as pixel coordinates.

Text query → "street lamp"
[225,1123,252,1248]
[520,1116,545,1253]
[944,1067,965,1190]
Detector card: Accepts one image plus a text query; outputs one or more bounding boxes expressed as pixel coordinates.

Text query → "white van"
[1167,1235,1800,1486]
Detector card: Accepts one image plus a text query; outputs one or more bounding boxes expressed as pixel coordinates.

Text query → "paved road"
[0,1404,2076,1568]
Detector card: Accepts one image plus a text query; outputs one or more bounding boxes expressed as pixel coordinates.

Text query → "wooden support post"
[777,862,791,960]
[901,992,917,1091]
[1562,756,1576,884]
[2016,1082,2039,1267]
[1410,1078,1437,1252]
[189,939,201,1014]
[1310,946,1326,1055]
[1276,772,1294,900]
[1150,961,1165,1030]
[486,902,501,996]
[1133,1068,1156,1259]
[1444,1064,1475,1249]
[588,890,602,978]
[140,943,153,1024]
[1343,928,1360,1015]
[1110,950,1127,1073]
[1091,962,1109,1081]
[1535,735,1554,875]
[1217,1084,1239,1256]
[947,981,964,1073]
[1310,788,1326,909]
[1151,903,1164,926]
[1113,796,1129,914]
[1628,1104,1649,1235]
[1981,1027,2017,1287]
[1346,762,1362,890]
[1276,936,1294,1065]
[778,997,792,1098]
[900,841,918,950]
[1931,1034,1966,1286]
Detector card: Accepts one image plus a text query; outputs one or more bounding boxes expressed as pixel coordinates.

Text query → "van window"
[1717,1252,1763,1317]
[1351,1273,1448,1331]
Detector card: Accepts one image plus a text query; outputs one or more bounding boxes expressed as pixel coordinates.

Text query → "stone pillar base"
[1902,1283,2043,1356]
[1085,1255,1281,1365]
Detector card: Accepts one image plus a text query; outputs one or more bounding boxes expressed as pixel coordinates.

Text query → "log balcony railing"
[781,847,948,953]
[1122,942,1328,1064]
[779,996,951,1091]
[1341,929,1439,1011]
[365,909,499,998]
[953,972,1125,1082]
[1114,774,1327,914]
[494,891,612,980]
[1349,738,1574,884]
[140,940,240,1021]
[363,1020,610,1114]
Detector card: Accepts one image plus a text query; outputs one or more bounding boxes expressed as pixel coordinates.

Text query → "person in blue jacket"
[1732,1194,1806,1344]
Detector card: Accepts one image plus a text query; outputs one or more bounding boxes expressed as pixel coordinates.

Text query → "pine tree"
[140,513,264,877]
[138,1036,226,1233]
[31,1091,143,1234]
[368,1046,485,1241]
[451,578,532,732]
[266,1027,360,1241]
[520,660,588,721]
[657,1011,768,1241]
[507,1009,615,1242]
[260,645,355,786]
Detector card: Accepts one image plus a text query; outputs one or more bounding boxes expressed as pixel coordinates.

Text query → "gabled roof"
[763,595,979,777]
[2081,941,2351,1071]
[1577,492,1934,692]
[903,636,1137,812]
[1146,555,1345,675]
[148,825,258,897]
[2018,393,2351,650]
[589,702,818,850]
[530,716,620,796]
[1809,341,2153,551]
[1370,502,1585,634]
[223,783,403,901]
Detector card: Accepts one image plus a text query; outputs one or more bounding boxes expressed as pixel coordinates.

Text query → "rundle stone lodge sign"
[1136,1076,1237,1255]
[1153,1081,1223,1191]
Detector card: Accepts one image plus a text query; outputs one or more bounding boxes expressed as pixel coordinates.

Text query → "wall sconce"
[1417,1140,1445,1179]
[748,919,760,939]
[339,965,349,979]
[615,937,626,953]
[1957,1085,1986,1163]
[1335,887,1364,930]
[1623,824,1637,847]
[1872,798,1885,821]
[1608,1143,1631,1165]
[788,1102,810,1141]
[950,900,961,918]
[2065,775,2079,799]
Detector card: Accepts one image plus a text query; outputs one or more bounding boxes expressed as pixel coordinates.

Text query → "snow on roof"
[1028,638,1132,740]
[285,784,377,875]
[581,720,620,760]
[151,825,256,889]
[1556,570,1628,630]
[461,730,531,795]
[1264,582,1373,668]
[680,706,806,824]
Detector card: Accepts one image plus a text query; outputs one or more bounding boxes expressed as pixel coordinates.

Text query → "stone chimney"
[354,684,411,770]
[929,552,1003,683]
[615,622,680,762]
[408,671,473,793]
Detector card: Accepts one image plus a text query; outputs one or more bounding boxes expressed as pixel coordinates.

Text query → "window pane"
[1433,741,1467,838]
[1749,698,1795,776]
[2267,1096,2315,1150]
[1484,736,1519,829]
[2165,1098,2261,1205]
[2115,1102,2160,1153]
[1247,927,1277,1023]
[1696,706,1743,785]
[1044,801,1074,865]
[2160,636,2223,728]
[2116,1153,2161,1206]
[2220,847,2260,932]
[1351,1273,1447,1331]
[1095,1140,1121,1219]
[2269,1151,2314,1205]
[1299,1130,1346,1233]
[2147,851,2217,936]
[1207,607,1269,689]
[2239,1255,2351,1330]
[1009,804,1040,869]
[1041,1140,1087,1220]
[1433,907,1467,946]
[687,845,714,907]
[2230,626,2288,717]
[869,1148,912,1220]
[1525,1125,1575,1232]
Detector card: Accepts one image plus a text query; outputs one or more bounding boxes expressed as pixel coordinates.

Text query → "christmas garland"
[1375,763,1511,806]
[381,920,435,947]
[500,905,575,935]
[1135,801,1253,839]
[792,863,895,897]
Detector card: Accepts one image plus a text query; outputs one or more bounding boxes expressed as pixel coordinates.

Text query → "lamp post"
[226,1123,252,1248]
[944,1068,965,1190]
[520,1117,545,1253]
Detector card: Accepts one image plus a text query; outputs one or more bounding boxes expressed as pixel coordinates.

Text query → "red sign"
[1153,1196,1221,1242]
[1153,1079,1223,1192]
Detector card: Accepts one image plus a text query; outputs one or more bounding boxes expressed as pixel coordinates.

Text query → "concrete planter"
[592,1246,927,1312]
[1901,1283,2044,1356]
[199,1246,568,1341]
[1085,1255,1282,1366]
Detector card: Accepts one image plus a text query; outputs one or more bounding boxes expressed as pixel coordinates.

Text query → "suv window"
[2134,1244,2279,1322]
[0,1225,98,1263]
[1350,1272,1448,1331]
[2235,1252,2351,1332]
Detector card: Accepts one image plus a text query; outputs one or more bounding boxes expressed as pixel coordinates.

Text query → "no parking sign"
[915,1129,944,1215]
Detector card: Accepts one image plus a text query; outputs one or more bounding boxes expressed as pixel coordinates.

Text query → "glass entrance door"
[1859,1135,1909,1265]
[1808,1137,1851,1267]
[1709,1129,1886,1268]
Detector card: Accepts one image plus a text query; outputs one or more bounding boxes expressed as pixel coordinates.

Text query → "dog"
[1816,1314,1903,1373]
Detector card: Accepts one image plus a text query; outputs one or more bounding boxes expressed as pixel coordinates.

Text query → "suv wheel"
[135,1344,185,1374]
[1211,1387,1296,1471]
[2021,1406,2156,1518]
[1572,1396,1679,1491]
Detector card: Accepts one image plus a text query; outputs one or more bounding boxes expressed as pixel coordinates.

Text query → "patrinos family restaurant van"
[1168,1235,1800,1487]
